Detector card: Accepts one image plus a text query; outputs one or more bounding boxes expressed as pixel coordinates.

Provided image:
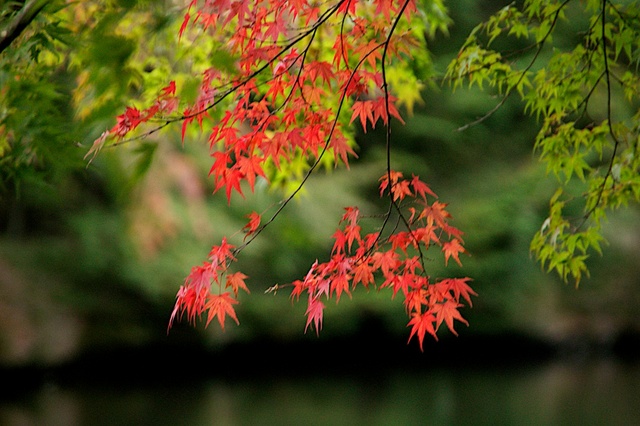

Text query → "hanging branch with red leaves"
[88,0,474,350]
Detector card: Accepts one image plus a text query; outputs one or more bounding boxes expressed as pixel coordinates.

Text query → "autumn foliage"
[89,0,474,350]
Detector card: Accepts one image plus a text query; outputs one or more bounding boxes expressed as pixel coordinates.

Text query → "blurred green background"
[1,0,639,380]
[2,1,640,425]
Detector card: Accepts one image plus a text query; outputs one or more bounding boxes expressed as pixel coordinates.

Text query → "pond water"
[2,355,639,426]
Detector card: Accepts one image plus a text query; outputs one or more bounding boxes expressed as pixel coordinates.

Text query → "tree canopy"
[2,0,639,350]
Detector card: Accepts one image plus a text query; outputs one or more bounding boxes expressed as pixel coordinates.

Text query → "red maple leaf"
[214,168,245,204]
[225,272,250,297]
[411,174,437,200]
[351,259,375,287]
[204,292,240,329]
[331,228,348,255]
[371,249,399,277]
[305,60,335,85]
[341,206,360,225]
[404,288,428,315]
[243,211,262,240]
[378,170,404,196]
[178,12,191,39]
[350,100,375,132]
[443,238,465,266]
[304,296,325,335]
[407,312,438,351]
[432,299,469,336]
[330,133,357,167]
[372,96,405,126]
[444,277,477,307]
[209,237,236,267]
[236,154,267,192]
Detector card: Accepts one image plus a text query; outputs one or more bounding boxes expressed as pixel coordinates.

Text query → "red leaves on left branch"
[168,238,249,332]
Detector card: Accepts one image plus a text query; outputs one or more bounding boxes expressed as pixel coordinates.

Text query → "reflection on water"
[2,357,639,426]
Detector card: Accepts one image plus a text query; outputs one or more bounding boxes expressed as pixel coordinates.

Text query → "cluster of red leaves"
[292,172,475,350]
[168,172,475,350]
[91,0,476,347]
[168,237,250,331]
[89,0,418,191]
[85,81,178,162]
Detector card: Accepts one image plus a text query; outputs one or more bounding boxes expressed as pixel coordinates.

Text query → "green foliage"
[446,0,640,285]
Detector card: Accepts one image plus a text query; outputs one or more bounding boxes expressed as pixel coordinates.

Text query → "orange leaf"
[352,260,374,288]
[204,292,240,329]
[350,100,375,132]
[444,277,477,307]
[226,272,250,297]
[432,299,469,336]
[443,239,465,266]
[411,174,437,200]
[243,211,262,240]
[407,312,438,351]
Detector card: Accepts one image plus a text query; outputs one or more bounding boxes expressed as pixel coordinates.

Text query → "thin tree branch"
[0,0,48,56]
[457,0,571,132]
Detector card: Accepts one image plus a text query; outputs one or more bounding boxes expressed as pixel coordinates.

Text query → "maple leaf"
[351,259,375,288]
[168,262,219,331]
[302,84,325,106]
[204,292,240,329]
[411,174,437,200]
[350,100,375,132]
[161,80,177,96]
[426,201,452,229]
[330,133,357,167]
[432,299,469,336]
[179,12,191,40]
[226,272,250,297]
[243,211,262,240]
[391,179,412,201]
[444,277,477,307]
[378,170,404,196]
[332,228,348,255]
[443,238,465,266]
[305,61,335,85]
[371,249,399,277]
[330,271,351,302]
[214,168,245,204]
[84,130,109,164]
[304,296,325,336]
[236,154,267,192]
[337,0,357,15]
[343,224,361,252]
[407,312,438,352]
[111,106,142,137]
[341,206,360,225]
[168,284,206,331]
[404,288,428,315]
[209,237,236,267]
[372,96,405,126]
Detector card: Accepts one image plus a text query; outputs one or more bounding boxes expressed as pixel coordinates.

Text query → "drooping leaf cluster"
[446,0,640,284]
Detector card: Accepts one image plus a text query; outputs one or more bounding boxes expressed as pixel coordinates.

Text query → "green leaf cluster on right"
[445,0,640,285]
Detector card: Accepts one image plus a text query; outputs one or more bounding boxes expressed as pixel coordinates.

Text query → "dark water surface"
[2,353,639,426]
